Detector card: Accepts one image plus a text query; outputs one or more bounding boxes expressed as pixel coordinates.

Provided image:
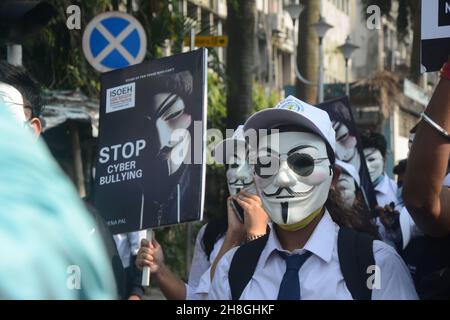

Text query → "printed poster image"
[95,49,208,234]
[421,0,450,72]
[316,96,378,212]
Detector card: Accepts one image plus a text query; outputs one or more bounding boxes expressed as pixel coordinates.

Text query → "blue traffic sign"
[82,12,147,72]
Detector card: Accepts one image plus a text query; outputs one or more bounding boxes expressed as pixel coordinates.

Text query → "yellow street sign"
[184,36,228,47]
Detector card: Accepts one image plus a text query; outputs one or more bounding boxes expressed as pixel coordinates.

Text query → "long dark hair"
[201,155,380,259]
[202,214,228,261]
[326,188,380,239]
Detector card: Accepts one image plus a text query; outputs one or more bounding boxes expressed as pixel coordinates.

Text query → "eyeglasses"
[1,93,32,109]
[255,152,329,178]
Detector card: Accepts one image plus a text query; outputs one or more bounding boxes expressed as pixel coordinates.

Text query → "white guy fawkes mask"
[226,152,255,223]
[337,173,356,208]
[151,93,192,176]
[0,82,27,124]
[226,153,255,196]
[363,147,384,184]
[333,120,361,174]
[254,131,333,229]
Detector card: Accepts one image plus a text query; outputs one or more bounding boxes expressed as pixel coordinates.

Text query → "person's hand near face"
[210,194,269,281]
[225,196,246,243]
[233,190,269,239]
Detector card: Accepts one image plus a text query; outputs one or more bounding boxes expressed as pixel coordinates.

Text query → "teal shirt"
[0,105,116,299]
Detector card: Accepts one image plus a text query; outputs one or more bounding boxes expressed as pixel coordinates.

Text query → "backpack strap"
[338,227,375,300]
[228,232,270,300]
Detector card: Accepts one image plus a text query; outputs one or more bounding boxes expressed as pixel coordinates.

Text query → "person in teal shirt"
[0,103,116,299]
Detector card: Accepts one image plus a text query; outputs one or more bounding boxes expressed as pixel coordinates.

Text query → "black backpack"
[229,227,375,300]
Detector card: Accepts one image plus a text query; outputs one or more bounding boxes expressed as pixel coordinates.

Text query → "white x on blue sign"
[82,12,147,73]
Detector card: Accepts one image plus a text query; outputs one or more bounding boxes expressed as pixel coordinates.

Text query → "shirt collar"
[374,173,389,193]
[374,173,394,194]
[260,210,336,266]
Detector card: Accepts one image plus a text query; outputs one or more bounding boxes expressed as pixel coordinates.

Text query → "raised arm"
[403,58,450,236]
[210,192,268,281]
[136,237,186,300]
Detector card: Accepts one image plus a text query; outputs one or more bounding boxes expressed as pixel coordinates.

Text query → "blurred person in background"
[0,104,116,299]
[0,61,140,299]
[362,132,398,208]
[362,132,399,248]
[0,61,42,136]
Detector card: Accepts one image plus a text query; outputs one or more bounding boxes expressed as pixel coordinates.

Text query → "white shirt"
[185,224,225,300]
[113,230,146,268]
[399,206,423,249]
[209,211,418,300]
[444,173,450,187]
[374,175,399,247]
[374,174,398,208]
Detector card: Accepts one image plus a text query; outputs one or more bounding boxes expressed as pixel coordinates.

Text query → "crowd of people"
[136,57,450,300]
[1,57,450,299]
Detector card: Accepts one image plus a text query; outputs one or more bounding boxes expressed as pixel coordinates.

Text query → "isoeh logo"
[110,86,133,97]
[439,0,450,26]
[106,82,136,113]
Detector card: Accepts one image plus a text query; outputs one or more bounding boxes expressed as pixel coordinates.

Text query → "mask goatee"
[281,202,289,224]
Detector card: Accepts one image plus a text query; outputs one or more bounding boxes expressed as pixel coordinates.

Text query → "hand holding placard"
[141,229,152,286]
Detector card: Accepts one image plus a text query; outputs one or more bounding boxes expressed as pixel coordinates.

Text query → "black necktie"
[276,250,312,300]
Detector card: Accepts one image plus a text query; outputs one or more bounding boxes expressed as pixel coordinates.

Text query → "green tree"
[295,0,320,104]
[21,0,187,97]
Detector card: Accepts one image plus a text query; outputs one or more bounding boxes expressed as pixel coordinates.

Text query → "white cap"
[336,160,360,187]
[213,125,247,164]
[243,96,336,160]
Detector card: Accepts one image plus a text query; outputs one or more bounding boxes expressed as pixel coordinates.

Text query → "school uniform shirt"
[374,174,398,208]
[209,210,418,300]
[399,206,423,250]
[444,173,450,187]
[113,231,146,268]
[373,174,399,247]
[186,224,225,300]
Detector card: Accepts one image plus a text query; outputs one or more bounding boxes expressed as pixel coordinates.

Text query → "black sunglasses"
[255,152,328,178]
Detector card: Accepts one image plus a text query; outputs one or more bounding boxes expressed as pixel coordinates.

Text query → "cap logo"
[277,98,304,113]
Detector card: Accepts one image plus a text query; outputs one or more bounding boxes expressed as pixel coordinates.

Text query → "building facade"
[181,0,430,175]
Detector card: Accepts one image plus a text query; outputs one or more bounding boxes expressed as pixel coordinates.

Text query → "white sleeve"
[187,224,210,290]
[371,240,418,300]
[113,233,130,268]
[444,173,450,187]
[208,247,238,300]
[185,281,209,300]
[400,207,423,249]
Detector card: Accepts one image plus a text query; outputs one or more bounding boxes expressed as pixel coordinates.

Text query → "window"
[331,0,350,15]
